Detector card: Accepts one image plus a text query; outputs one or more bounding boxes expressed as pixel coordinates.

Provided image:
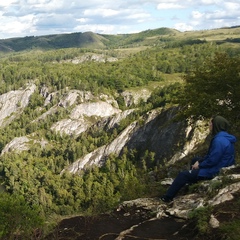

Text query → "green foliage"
[0,41,226,97]
[146,82,183,109]
[97,27,177,48]
[2,26,240,52]
[178,52,240,123]
[0,193,44,239]
[219,220,240,240]
[176,51,240,167]
[0,148,153,217]
[0,32,105,52]
[188,206,212,235]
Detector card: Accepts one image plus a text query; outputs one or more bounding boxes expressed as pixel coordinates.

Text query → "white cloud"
[224,1,240,11]
[83,9,120,18]
[205,10,226,19]
[26,0,65,11]
[192,11,204,20]
[74,24,116,34]
[0,1,18,8]
[0,0,240,39]
[174,22,194,31]
[77,18,89,24]
[0,14,35,36]
[200,0,221,4]
[157,3,185,10]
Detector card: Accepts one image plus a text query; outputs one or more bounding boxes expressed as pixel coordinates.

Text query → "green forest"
[0,27,240,239]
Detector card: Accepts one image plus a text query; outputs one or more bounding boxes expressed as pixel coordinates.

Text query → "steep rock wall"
[63,107,209,173]
[0,85,209,174]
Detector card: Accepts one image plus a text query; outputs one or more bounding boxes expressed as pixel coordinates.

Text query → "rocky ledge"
[45,165,240,240]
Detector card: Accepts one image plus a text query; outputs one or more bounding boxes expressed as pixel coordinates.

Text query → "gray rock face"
[1,135,48,156]
[121,88,152,107]
[51,118,89,136]
[62,106,209,173]
[63,121,138,173]
[62,54,118,64]
[1,136,30,155]
[0,85,209,175]
[70,101,121,119]
[51,100,122,136]
[0,83,36,126]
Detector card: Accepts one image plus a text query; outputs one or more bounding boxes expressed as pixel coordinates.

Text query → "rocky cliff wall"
[0,85,209,174]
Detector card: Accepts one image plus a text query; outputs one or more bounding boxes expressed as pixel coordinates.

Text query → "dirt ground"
[45,207,198,240]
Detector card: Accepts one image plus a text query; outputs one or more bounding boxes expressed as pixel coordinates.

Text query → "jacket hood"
[212,116,230,136]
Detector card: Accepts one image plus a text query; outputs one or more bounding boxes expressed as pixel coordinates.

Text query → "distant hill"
[0,27,178,52]
[0,26,240,53]
[0,31,106,52]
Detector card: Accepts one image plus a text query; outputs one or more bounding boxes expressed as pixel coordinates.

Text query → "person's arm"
[198,139,223,168]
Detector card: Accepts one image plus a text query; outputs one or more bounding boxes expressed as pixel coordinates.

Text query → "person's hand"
[192,161,199,170]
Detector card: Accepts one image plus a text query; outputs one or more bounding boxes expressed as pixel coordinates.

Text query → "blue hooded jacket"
[198,116,237,178]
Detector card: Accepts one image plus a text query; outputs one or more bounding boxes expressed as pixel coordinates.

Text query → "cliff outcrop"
[0,83,36,127]
[1,84,209,173]
[46,165,240,240]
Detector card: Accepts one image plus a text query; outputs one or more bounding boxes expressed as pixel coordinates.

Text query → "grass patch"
[219,219,240,240]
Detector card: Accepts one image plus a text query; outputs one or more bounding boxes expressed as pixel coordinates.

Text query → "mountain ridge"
[1,26,240,53]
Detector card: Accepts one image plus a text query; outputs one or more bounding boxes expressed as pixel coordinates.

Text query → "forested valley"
[0,26,240,239]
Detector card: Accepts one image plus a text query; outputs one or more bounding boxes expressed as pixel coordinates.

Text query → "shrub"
[188,206,212,235]
[0,193,44,240]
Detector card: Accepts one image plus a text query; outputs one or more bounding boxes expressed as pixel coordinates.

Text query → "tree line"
[0,42,229,95]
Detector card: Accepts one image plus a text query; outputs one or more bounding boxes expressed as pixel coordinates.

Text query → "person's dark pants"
[164,157,208,200]
[165,169,199,199]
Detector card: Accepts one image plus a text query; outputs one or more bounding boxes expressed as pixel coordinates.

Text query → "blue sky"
[0,0,240,39]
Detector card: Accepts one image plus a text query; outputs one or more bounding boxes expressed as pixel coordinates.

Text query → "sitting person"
[161,115,237,203]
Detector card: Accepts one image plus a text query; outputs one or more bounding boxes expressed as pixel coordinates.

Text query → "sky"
[0,0,240,39]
